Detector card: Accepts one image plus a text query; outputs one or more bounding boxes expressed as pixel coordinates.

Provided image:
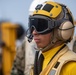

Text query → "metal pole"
[0,22,4,75]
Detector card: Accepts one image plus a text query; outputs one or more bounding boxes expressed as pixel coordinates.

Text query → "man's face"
[32,30,52,48]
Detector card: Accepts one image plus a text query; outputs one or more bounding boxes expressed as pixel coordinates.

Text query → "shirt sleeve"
[11,40,25,75]
[60,61,76,75]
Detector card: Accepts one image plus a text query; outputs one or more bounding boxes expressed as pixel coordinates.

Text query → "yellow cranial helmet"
[33,1,62,19]
[28,1,74,42]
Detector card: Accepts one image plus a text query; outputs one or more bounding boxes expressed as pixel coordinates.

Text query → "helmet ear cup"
[58,21,74,41]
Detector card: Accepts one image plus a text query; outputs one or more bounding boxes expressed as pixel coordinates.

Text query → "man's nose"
[32,29,38,35]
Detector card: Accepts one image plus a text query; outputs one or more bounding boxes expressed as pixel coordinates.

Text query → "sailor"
[27,1,76,75]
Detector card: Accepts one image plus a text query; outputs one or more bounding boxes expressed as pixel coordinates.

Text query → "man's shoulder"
[59,50,76,62]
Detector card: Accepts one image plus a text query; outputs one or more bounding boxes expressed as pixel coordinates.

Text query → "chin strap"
[40,29,59,52]
[40,37,58,52]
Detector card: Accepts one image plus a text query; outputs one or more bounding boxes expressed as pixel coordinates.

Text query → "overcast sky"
[0,0,76,30]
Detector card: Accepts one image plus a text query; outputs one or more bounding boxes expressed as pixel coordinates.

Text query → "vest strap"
[40,46,68,75]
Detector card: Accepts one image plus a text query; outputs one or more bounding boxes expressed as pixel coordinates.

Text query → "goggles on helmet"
[28,15,59,34]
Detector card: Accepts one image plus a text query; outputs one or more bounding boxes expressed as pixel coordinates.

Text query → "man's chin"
[37,45,44,49]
